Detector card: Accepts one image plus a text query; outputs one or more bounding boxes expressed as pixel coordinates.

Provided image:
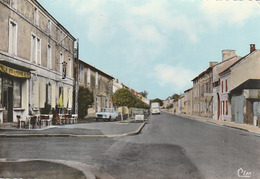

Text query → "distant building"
[192,62,217,118]
[184,88,193,115]
[77,60,114,114]
[225,45,260,125]
[212,50,241,121]
[0,0,76,123]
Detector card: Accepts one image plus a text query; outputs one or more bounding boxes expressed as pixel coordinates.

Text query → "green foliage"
[172,93,180,100]
[139,90,148,98]
[167,103,173,109]
[78,86,94,119]
[151,98,163,106]
[112,88,150,109]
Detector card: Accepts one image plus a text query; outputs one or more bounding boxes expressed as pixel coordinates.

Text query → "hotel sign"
[0,64,30,78]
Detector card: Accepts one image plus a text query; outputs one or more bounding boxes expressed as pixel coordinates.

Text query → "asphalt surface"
[0,112,259,178]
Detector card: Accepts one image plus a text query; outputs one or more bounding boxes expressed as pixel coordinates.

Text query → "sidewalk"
[179,113,260,135]
[0,118,148,138]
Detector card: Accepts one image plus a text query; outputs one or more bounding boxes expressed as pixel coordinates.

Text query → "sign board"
[0,64,30,78]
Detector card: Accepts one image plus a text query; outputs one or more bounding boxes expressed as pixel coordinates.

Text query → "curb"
[0,120,148,138]
[175,113,260,135]
[0,158,96,179]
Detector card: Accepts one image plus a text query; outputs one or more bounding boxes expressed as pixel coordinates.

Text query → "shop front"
[0,61,31,123]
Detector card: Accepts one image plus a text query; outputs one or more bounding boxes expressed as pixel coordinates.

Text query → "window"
[10,0,17,9]
[226,79,228,92]
[13,79,21,108]
[34,8,39,26]
[221,81,223,93]
[87,68,91,84]
[48,19,52,35]
[79,64,84,82]
[95,72,98,88]
[60,52,63,73]
[9,19,17,55]
[68,58,72,77]
[226,100,228,115]
[47,44,52,69]
[222,101,225,115]
[0,78,2,107]
[60,31,64,46]
[31,34,41,64]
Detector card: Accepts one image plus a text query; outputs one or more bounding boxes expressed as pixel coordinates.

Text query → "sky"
[38,0,260,100]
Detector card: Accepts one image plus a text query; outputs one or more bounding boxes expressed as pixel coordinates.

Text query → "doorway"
[3,78,13,122]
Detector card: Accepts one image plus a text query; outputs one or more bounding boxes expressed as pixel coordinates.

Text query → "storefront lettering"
[0,64,30,78]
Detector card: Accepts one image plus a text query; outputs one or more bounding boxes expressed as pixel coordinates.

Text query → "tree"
[171,93,180,100]
[112,88,150,109]
[151,98,163,106]
[139,90,149,98]
[112,88,135,107]
[78,86,94,119]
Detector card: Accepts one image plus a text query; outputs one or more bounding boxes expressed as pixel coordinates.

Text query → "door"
[3,86,13,122]
[3,77,13,122]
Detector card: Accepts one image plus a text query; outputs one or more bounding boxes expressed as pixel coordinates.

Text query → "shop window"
[13,79,21,108]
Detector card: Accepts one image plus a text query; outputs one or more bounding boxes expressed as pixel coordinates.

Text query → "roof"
[230,79,260,95]
[78,59,114,79]
[34,0,76,41]
[220,50,258,76]
[192,66,213,81]
[184,87,193,93]
[217,56,241,75]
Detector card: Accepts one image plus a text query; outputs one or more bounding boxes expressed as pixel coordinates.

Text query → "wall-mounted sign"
[0,64,30,78]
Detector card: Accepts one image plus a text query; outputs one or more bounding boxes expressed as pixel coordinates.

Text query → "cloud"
[200,0,260,27]
[153,64,195,91]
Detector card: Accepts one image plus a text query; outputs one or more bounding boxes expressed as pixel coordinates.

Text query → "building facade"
[212,50,241,121]
[0,0,76,123]
[228,45,260,125]
[184,88,193,115]
[78,60,114,114]
[192,62,217,118]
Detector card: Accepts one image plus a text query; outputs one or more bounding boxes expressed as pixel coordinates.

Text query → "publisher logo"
[238,168,252,178]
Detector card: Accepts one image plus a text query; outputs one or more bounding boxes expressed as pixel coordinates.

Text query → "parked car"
[96,108,119,121]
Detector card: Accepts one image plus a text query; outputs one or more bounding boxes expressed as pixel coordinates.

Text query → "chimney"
[209,62,218,68]
[222,50,236,61]
[116,79,119,83]
[250,44,255,53]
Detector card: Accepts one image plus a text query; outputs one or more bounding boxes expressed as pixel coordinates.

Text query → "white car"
[96,108,119,121]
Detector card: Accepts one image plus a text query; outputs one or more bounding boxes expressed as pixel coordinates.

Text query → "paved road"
[0,112,259,178]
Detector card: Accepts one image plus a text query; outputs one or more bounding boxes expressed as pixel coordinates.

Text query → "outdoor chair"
[47,114,53,126]
[71,114,78,124]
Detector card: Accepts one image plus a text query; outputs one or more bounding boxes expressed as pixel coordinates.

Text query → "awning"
[0,63,30,78]
[0,59,33,79]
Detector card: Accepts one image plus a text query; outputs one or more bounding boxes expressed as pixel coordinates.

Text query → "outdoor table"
[58,114,66,124]
[64,114,72,124]
[40,114,49,126]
